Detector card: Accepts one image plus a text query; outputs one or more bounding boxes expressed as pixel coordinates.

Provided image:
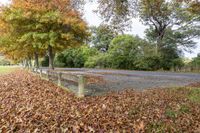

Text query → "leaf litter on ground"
[0,70,199,132]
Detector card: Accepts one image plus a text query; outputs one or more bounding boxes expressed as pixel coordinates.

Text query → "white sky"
[1,0,199,58]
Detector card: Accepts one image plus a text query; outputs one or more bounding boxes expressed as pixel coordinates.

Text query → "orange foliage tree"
[0,0,89,69]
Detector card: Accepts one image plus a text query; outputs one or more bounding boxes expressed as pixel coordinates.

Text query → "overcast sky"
[1,0,199,58]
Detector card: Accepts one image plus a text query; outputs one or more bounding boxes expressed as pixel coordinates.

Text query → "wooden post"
[47,70,50,81]
[40,69,42,78]
[58,72,62,86]
[78,75,85,97]
[36,68,39,73]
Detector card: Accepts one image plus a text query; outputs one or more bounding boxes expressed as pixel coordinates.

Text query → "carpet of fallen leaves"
[0,70,200,133]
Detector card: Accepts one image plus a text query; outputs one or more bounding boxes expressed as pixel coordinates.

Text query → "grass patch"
[147,121,166,133]
[179,104,190,113]
[188,88,200,103]
[0,66,18,74]
[165,105,190,119]
[165,108,178,119]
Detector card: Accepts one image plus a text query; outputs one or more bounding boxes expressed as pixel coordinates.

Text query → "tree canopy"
[0,0,89,69]
[89,25,117,52]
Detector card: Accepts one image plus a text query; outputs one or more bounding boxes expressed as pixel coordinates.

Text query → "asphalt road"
[42,68,200,95]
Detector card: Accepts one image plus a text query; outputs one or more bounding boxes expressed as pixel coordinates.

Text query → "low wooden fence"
[31,68,107,97]
[32,68,86,97]
[170,66,200,73]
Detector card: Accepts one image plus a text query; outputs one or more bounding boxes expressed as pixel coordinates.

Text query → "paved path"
[42,68,200,95]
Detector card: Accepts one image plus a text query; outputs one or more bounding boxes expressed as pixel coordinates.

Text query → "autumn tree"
[0,8,29,65]
[15,0,89,69]
[0,4,45,68]
[0,0,89,69]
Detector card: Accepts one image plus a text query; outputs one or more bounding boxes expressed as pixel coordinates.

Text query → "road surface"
[42,68,200,96]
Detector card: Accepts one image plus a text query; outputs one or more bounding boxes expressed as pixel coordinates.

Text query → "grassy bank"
[0,66,18,74]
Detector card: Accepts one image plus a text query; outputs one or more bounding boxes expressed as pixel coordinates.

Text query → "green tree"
[108,35,144,69]
[140,0,176,54]
[95,0,199,53]
[94,0,137,31]
[90,25,117,52]
[190,54,200,71]
[145,27,190,70]
[140,0,200,55]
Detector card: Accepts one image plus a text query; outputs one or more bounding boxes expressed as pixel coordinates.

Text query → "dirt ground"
[0,70,200,132]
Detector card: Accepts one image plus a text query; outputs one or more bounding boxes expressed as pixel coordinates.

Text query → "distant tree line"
[41,25,199,71]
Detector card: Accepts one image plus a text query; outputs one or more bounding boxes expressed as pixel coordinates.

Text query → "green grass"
[188,88,200,103]
[147,121,166,133]
[179,104,190,113]
[165,108,178,119]
[0,66,18,74]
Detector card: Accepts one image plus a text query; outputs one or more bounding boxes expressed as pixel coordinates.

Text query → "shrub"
[84,53,111,68]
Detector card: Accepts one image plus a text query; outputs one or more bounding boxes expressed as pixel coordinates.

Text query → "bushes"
[40,56,49,67]
[84,53,112,68]
[54,53,66,67]
[85,35,145,69]
[171,58,184,71]
[135,55,161,71]
[187,54,200,71]
[0,58,11,65]
[53,45,98,68]
[40,34,185,71]
[108,35,143,69]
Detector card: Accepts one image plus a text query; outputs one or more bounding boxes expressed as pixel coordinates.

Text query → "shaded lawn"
[0,66,18,74]
[0,70,199,132]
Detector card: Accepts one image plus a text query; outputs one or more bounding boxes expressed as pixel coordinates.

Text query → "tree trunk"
[155,43,158,55]
[22,60,26,67]
[25,59,29,68]
[156,35,163,56]
[48,45,54,70]
[155,27,166,56]
[34,52,39,69]
[28,56,32,68]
